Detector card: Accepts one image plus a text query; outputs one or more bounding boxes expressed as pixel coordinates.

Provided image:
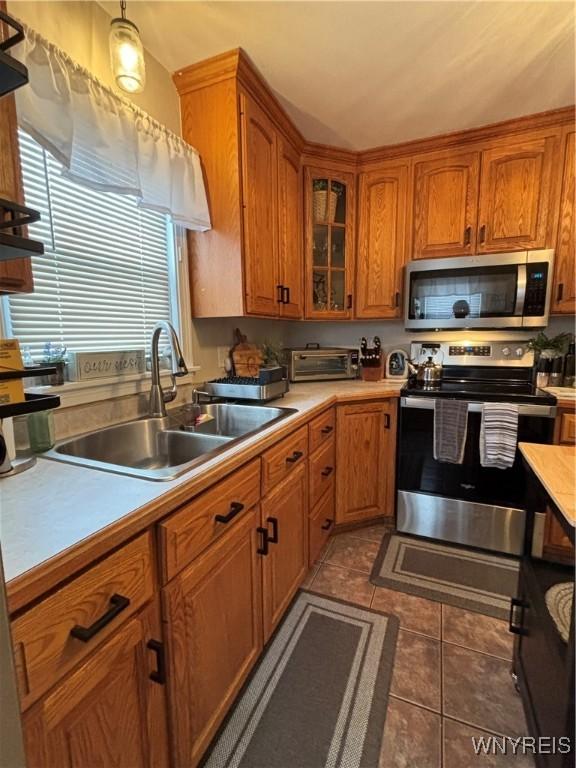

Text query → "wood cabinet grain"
[240,92,280,315]
[477,131,559,252]
[551,128,575,314]
[356,162,409,317]
[335,400,397,523]
[308,482,335,566]
[23,601,169,768]
[309,435,335,509]
[12,532,154,709]
[309,407,336,454]
[277,136,304,317]
[261,463,308,640]
[411,150,480,259]
[261,425,308,495]
[163,508,263,768]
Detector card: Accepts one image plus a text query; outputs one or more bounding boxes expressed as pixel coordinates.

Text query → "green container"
[28,410,55,453]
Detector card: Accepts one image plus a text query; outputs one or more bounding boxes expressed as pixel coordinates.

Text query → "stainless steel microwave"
[404,250,555,330]
[283,345,359,382]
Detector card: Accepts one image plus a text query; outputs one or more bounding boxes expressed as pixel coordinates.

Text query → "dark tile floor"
[303,524,535,768]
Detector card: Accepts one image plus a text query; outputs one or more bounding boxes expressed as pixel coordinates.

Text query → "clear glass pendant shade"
[109,18,146,94]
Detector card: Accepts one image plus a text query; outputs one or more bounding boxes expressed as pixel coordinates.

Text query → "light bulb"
[109,17,146,94]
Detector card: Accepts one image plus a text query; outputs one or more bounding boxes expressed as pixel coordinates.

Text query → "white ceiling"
[99,1,575,150]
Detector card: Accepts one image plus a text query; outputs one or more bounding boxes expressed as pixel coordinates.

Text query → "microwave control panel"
[524,263,549,316]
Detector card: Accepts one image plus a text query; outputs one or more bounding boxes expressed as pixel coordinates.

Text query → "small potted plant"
[41,342,67,385]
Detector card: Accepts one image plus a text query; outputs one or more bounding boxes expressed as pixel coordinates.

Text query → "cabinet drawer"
[309,437,336,508]
[11,532,154,709]
[559,412,576,444]
[262,426,308,495]
[159,459,261,582]
[309,484,335,566]
[309,408,335,454]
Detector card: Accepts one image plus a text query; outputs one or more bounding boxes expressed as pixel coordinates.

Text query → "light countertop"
[519,442,576,528]
[0,379,401,611]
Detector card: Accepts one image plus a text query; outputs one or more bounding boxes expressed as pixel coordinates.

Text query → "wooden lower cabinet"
[261,462,308,640]
[309,483,335,566]
[162,508,263,768]
[543,407,575,560]
[335,400,397,524]
[23,600,169,768]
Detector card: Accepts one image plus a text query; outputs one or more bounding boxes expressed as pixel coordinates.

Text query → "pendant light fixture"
[109,0,146,94]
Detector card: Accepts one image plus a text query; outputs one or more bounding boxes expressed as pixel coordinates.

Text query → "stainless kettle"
[407,350,443,383]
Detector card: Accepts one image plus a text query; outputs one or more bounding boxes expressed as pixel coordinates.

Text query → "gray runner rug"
[370,533,519,620]
[202,590,399,768]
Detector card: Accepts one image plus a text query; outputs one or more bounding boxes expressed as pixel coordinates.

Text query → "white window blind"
[5,130,174,359]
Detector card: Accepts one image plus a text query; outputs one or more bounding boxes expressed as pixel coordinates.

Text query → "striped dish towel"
[433,399,469,464]
[480,402,519,469]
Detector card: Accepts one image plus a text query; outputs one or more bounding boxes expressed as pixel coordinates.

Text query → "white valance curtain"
[14,24,211,231]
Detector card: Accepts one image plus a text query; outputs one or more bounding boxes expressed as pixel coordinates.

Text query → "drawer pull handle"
[321,466,333,477]
[257,526,269,556]
[509,597,528,636]
[286,450,303,464]
[479,224,486,244]
[463,225,471,246]
[321,518,333,530]
[557,283,564,302]
[320,425,333,435]
[215,501,244,524]
[147,639,166,685]
[70,594,130,642]
[384,413,391,429]
[267,516,279,544]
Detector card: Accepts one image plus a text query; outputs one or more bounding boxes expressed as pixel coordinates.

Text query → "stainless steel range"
[397,340,557,556]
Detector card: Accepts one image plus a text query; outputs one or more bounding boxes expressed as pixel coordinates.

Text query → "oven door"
[397,398,556,554]
[404,251,552,330]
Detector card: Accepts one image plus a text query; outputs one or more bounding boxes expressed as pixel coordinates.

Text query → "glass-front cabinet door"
[304,166,355,319]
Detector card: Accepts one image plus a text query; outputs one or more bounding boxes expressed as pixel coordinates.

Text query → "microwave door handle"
[515,264,527,317]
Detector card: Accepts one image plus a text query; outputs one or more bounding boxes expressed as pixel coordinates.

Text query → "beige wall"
[8,0,181,133]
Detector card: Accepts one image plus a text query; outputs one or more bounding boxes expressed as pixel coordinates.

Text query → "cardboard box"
[0,339,25,405]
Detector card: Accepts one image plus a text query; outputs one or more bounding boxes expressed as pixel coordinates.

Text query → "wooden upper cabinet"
[304,166,355,319]
[411,151,480,259]
[175,52,303,318]
[24,602,169,768]
[477,132,559,253]
[356,163,409,318]
[551,128,575,314]
[277,137,303,317]
[240,92,279,315]
[0,49,34,294]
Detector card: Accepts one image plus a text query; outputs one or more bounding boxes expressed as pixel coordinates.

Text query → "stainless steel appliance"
[405,250,554,331]
[397,340,557,555]
[202,376,289,402]
[283,344,359,382]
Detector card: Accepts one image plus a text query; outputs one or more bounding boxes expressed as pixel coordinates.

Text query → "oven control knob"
[515,347,525,358]
[502,347,511,357]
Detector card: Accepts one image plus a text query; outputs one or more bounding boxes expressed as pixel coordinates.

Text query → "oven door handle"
[401,397,556,418]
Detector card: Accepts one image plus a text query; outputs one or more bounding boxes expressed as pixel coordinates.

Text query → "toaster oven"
[283,345,359,382]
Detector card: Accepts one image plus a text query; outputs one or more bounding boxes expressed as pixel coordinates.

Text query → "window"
[3,130,181,361]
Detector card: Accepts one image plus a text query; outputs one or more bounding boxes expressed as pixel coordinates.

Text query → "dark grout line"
[441,638,513,663]
[389,693,442,718]
[441,713,524,741]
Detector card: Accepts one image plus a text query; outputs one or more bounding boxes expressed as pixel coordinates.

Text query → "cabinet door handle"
[266,516,279,544]
[321,519,333,530]
[347,294,353,309]
[321,425,333,435]
[215,501,244,524]
[70,594,130,642]
[282,286,290,305]
[557,283,564,302]
[384,413,391,429]
[277,284,284,303]
[257,526,269,556]
[321,466,334,477]
[147,639,166,685]
[509,597,528,636]
[286,450,303,464]
[479,224,486,244]
[464,226,472,246]
[394,291,400,308]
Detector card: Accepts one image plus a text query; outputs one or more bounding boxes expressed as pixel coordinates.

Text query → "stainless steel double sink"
[44,403,297,481]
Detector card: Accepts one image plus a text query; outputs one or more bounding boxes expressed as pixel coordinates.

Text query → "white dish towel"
[480,402,519,469]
